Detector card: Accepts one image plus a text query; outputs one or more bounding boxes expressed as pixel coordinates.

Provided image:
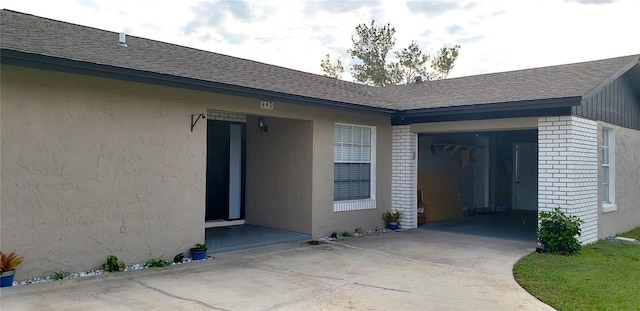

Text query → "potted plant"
[382,210,402,230]
[1,251,23,287]
[190,243,208,261]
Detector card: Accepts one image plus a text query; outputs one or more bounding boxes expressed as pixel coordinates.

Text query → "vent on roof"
[118,32,127,47]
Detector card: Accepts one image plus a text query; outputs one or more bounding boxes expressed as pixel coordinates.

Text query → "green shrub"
[354,227,365,235]
[145,255,170,268]
[102,255,125,272]
[340,231,354,238]
[51,270,71,280]
[382,210,402,223]
[173,253,185,263]
[192,243,207,250]
[537,207,583,255]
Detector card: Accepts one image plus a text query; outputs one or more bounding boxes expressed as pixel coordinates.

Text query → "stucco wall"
[0,66,206,279]
[598,123,640,238]
[311,118,392,237]
[246,116,313,234]
[1,65,392,279]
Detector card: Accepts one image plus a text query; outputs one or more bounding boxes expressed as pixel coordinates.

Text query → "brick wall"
[207,109,246,123]
[391,125,418,229]
[538,116,598,244]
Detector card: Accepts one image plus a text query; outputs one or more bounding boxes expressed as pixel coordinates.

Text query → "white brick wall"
[538,116,598,244]
[207,109,246,123]
[391,125,418,229]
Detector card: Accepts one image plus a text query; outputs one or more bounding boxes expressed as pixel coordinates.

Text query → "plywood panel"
[418,172,462,222]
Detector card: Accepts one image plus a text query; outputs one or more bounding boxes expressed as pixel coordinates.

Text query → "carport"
[412,117,539,241]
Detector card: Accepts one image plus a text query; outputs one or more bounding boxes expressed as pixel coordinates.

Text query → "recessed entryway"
[204,111,313,251]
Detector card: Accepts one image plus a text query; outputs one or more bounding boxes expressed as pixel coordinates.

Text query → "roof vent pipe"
[118,32,127,47]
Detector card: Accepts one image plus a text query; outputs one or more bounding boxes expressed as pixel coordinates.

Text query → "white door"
[513,143,538,211]
[473,137,490,208]
[228,124,242,219]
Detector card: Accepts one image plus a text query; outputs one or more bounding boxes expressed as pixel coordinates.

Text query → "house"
[1,10,639,280]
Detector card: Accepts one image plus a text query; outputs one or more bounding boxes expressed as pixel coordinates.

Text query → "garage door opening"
[417,129,537,241]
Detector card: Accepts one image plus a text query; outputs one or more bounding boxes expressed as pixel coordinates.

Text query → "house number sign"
[260,101,274,110]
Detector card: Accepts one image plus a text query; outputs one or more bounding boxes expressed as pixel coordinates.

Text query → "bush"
[102,255,125,272]
[382,210,402,223]
[145,255,170,268]
[51,271,71,280]
[537,207,583,254]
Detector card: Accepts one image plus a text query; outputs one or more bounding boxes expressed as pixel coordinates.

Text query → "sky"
[2,0,639,81]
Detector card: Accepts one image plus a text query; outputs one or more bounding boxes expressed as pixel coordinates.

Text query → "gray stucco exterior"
[597,123,640,238]
[0,65,392,280]
[1,9,639,283]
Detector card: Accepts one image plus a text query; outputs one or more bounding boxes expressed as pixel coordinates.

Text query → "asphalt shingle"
[376,54,639,110]
[1,10,638,112]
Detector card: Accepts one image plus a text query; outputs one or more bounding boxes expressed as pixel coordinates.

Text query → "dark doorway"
[206,120,246,221]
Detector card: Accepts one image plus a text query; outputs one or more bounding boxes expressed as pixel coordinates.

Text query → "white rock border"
[14,256,213,287]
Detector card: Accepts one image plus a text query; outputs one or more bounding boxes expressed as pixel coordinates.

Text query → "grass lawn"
[513,228,640,310]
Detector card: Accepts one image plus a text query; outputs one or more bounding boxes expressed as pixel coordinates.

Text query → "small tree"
[537,207,583,255]
[321,20,461,85]
[320,54,344,79]
[431,45,460,79]
[396,41,433,83]
[348,20,403,86]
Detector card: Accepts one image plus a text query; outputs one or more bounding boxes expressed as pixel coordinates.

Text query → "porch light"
[258,117,268,132]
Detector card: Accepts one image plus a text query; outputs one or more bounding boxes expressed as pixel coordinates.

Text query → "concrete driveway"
[0,229,553,311]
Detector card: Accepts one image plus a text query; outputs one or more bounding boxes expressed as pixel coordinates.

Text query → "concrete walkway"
[0,230,554,311]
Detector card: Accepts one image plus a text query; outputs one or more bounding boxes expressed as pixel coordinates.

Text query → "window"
[333,123,376,211]
[601,128,616,212]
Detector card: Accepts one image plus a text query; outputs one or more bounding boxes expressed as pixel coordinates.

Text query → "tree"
[396,41,433,84]
[431,45,460,79]
[321,20,460,85]
[347,20,402,86]
[320,54,344,79]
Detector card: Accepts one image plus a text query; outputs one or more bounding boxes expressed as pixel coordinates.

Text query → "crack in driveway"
[133,279,229,311]
[352,282,410,293]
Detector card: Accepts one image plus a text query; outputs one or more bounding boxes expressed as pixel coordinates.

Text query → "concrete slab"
[0,230,553,311]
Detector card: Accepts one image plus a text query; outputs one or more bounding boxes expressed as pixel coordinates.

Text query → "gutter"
[0,49,397,115]
[392,97,582,125]
[0,49,584,124]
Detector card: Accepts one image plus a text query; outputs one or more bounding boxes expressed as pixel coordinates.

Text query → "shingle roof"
[1,9,638,112]
[0,10,394,110]
[376,54,639,110]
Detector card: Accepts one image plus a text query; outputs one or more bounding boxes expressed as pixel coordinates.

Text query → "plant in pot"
[1,251,24,287]
[190,243,208,261]
[382,210,402,230]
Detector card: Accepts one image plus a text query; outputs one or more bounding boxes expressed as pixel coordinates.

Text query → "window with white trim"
[333,123,376,212]
[601,128,616,212]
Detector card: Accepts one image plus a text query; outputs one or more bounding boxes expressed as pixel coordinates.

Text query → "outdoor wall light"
[258,117,268,132]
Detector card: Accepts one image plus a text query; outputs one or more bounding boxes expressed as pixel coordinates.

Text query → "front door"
[206,120,246,221]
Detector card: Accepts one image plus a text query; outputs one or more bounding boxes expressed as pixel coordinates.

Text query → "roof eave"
[392,97,581,125]
[1,49,397,115]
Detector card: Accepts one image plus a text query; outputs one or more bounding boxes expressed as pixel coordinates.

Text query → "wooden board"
[418,172,462,222]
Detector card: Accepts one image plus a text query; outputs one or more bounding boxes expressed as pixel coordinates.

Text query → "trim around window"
[333,123,376,212]
[601,128,616,213]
